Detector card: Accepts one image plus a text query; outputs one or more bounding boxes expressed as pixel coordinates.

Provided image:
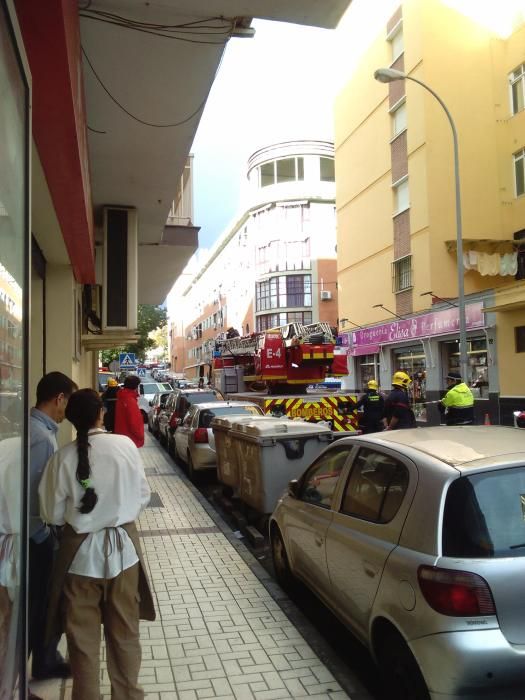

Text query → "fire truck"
[206,322,358,432]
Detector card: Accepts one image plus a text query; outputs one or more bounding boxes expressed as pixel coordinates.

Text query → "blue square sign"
[119,352,136,369]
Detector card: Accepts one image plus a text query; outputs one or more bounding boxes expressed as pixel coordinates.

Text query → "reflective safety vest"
[441,383,474,409]
[441,382,474,425]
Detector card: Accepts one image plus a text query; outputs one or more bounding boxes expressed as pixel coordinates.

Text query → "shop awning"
[349,344,381,357]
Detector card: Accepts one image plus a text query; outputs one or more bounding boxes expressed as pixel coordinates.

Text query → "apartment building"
[335,0,525,425]
[169,140,339,380]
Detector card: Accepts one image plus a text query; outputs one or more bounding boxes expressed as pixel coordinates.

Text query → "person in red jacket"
[114,375,144,448]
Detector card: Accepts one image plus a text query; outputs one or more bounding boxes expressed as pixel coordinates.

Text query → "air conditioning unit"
[97,207,138,330]
[320,290,332,301]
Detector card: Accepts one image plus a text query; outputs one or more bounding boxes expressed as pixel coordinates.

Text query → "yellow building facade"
[335,0,525,425]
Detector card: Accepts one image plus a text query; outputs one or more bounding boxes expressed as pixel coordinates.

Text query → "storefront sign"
[351,302,484,348]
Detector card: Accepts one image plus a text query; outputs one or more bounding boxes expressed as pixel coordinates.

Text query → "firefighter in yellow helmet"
[354,379,385,433]
[384,371,417,430]
[101,377,119,432]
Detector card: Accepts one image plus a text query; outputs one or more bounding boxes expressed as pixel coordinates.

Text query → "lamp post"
[374,67,468,382]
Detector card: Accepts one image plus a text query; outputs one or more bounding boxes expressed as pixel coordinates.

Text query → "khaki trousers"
[63,564,143,700]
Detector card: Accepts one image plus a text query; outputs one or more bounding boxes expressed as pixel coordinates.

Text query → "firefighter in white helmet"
[384,371,416,430]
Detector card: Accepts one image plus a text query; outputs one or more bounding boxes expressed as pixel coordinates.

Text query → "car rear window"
[199,405,261,427]
[161,383,172,391]
[443,467,525,558]
[141,383,160,394]
[185,392,219,405]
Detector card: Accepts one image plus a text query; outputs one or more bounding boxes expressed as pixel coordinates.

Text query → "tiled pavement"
[32,434,370,700]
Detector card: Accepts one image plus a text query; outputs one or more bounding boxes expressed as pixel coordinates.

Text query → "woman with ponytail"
[38,389,155,700]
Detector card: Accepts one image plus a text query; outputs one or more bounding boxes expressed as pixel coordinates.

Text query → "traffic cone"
[484,413,491,426]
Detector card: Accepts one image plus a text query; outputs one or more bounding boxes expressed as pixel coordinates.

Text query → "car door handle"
[314,536,324,547]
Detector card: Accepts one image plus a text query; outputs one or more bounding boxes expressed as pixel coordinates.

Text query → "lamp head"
[372,303,384,309]
[374,68,406,83]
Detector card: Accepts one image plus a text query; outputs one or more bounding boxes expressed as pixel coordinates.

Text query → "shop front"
[0,2,30,694]
[345,301,496,425]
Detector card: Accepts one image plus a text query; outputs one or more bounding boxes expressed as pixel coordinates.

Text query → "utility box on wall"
[100,207,138,330]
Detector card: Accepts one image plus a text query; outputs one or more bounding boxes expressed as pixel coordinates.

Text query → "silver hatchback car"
[270,426,525,700]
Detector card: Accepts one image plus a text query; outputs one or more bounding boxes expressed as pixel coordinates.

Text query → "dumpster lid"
[233,419,332,437]
[211,415,276,430]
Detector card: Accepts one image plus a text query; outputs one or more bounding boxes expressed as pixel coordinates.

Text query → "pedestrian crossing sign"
[137,367,146,377]
[119,352,136,369]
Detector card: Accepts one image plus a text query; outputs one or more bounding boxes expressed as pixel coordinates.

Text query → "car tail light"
[418,565,495,616]
[169,413,179,429]
[193,428,208,443]
[155,406,161,414]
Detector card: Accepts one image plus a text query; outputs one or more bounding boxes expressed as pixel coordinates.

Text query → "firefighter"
[384,371,416,430]
[355,379,385,433]
[438,372,474,425]
[101,377,119,432]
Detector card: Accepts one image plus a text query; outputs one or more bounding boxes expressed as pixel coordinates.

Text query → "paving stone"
[32,434,352,700]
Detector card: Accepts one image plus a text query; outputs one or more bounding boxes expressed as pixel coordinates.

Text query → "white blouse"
[39,430,150,579]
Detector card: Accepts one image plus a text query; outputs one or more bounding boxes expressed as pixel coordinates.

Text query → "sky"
[190,18,340,251]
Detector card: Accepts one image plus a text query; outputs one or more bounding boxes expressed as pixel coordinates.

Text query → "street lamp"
[372,303,405,321]
[374,67,468,381]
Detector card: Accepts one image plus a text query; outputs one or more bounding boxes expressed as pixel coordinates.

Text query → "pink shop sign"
[351,302,484,349]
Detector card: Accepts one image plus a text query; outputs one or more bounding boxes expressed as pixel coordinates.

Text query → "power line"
[81,45,226,129]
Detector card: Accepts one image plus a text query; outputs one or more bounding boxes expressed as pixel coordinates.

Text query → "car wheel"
[147,421,152,433]
[376,629,430,700]
[270,525,295,592]
[140,410,147,424]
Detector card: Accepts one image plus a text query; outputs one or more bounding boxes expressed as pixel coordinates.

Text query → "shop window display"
[358,354,379,390]
[393,346,427,421]
[0,4,29,695]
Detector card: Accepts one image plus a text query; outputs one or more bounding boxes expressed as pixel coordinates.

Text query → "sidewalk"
[32,434,366,700]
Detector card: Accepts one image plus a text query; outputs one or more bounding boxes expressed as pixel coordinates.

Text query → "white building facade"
[169,140,339,379]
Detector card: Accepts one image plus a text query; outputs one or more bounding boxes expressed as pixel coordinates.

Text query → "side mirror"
[288,479,300,499]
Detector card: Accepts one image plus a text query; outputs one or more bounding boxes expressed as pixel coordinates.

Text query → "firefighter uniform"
[384,372,416,430]
[355,380,385,433]
[440,372,474,425]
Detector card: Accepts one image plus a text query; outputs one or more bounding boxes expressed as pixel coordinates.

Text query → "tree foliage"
[100,305,168,365]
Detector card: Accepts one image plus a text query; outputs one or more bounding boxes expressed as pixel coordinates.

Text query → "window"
[393,177,409,213]
[443,468,525,558]
[391,101,407,137]
[260,162,274,187]
[392,255,412,293]
[514,149,525,197]
[255,275,311,311]
[510,63,525,115]
[389,27,404,62]
[256,310,312,332]
[299,447,351,508]
[341,449,409,522]
[320,157,335,182]
[515,326,525,353]
[259,157,304,187]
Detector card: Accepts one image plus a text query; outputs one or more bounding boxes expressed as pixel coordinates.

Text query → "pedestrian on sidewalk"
[114,375,144,447]
[29,371,77,689]
[39,389,155,700]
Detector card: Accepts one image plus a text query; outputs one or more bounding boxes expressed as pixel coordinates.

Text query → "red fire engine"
[208,322,358,432]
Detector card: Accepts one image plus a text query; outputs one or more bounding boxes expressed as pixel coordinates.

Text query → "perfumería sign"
[350,302,484,349]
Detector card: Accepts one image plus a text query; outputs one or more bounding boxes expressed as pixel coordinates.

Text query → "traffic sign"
[137,367,146,377]
[119,352,137,369]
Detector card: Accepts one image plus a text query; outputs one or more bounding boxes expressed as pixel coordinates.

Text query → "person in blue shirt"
[29,371,77,688]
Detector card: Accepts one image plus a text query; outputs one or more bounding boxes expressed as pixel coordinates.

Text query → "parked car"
[147,390,174,436]
[270,426,525,700]
[174,401,263,478]
[138,381,173,422]
[158,388,222,453]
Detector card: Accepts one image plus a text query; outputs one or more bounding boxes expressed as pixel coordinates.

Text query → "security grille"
[392,255,412,293]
